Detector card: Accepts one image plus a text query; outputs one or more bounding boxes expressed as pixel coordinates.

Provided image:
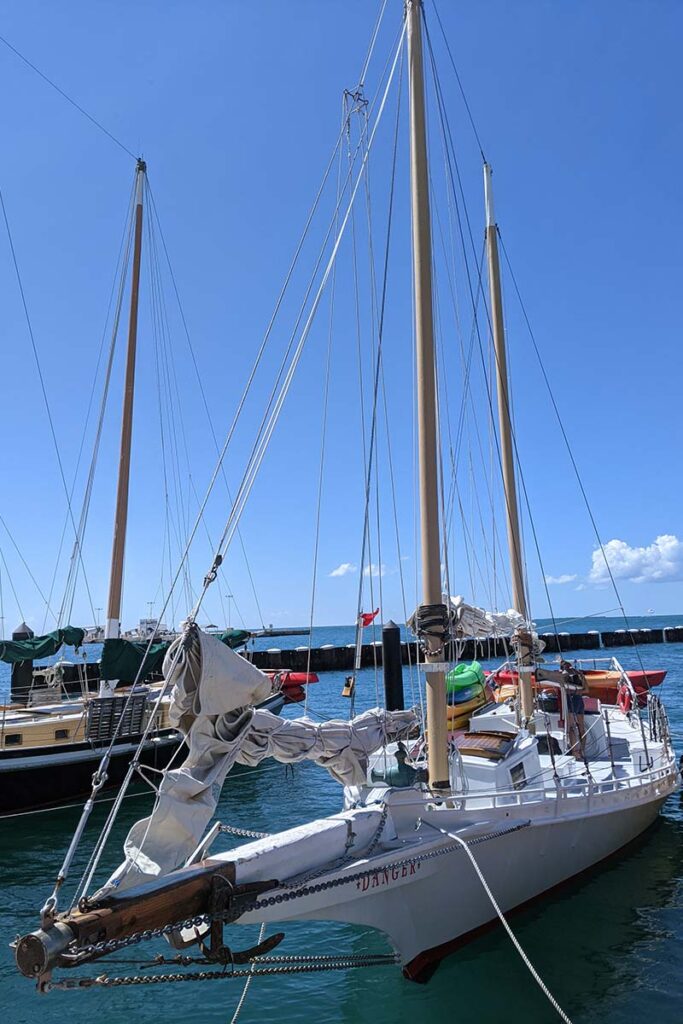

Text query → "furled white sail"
[101,627,417,896]
[448,595,526,638]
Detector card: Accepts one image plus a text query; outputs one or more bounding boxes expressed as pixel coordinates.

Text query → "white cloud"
[589,534,683,584]
[363,563,386,578]
[545,573,577,585]
[328,562,357,578]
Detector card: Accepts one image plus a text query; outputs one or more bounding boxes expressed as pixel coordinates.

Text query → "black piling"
[10,621,34,705]
[382,620,404,711]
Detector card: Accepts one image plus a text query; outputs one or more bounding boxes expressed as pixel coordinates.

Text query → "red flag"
[359,608,379,628]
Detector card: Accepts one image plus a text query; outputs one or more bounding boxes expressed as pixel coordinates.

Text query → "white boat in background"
[14,1,679,1012]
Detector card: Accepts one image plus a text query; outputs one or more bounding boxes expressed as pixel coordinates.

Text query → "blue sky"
[0,0,682,634]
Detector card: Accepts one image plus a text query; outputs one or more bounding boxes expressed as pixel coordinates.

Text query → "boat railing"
[420,757,676,815]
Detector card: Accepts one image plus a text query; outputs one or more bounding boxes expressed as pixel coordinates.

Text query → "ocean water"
[1,617,682,1022]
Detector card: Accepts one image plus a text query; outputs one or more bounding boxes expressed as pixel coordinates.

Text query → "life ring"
[617,684,632,714]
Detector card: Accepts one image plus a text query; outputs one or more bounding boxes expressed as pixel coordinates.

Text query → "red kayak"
[266,670,319,687]
[265,670,318,704]
[490,667,666,707]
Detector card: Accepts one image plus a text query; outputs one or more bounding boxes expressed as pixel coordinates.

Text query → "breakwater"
[250,625,683,672]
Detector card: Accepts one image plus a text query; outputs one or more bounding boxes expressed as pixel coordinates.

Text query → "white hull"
[234,765,676,977]
[328,795,666,975]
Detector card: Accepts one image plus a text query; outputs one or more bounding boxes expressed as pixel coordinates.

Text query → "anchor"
[199,875,284,965]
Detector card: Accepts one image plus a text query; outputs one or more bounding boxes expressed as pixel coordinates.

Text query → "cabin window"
[55,729,69,741]
[4,733,23,746]
[510,762,527,790]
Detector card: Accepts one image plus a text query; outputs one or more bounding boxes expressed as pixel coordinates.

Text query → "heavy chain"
[71,819,530,963]
[49,954,400,989]
[219,824,271,840]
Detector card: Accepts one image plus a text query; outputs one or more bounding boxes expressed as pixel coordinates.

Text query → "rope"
[438,827,573,1023]
[228,922,265,1024]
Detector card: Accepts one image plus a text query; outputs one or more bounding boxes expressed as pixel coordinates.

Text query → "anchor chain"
[48,954,400,989]
[69,819,530,963]
[219,825,271,840]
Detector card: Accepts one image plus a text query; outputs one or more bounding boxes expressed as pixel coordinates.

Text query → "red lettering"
[371,872,380,888]
[391,866,400,881]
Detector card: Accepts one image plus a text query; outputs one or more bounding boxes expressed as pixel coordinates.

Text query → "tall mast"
[407,0,449,788]
[105,158,146,644]
[483,163,528,620]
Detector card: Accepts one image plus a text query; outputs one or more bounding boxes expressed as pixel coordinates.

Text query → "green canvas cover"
[0,626,85,664]
[100,639,169,684]
[100,628,251,685]
[215,628,250,648]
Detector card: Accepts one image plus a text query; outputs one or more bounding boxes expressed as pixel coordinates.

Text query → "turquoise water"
[1,617,682,1022]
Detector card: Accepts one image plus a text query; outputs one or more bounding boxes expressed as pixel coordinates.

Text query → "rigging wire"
[0,544,25,625]
[0,513,57,622]
[346,91,380,709]
[497,232,653,676]
[0,33,137,160]
[136,33,402,632]
[146,183,267,629]
[423,20,563,639]
[347,36,404,711]
[304,94,346,705]
[199,26,406,597]
[0,189,97,626]
[425,14,649,682]
[55,176,137,629]
[424,4,651,671]
[48,17,409,903]
[429,1,486,161]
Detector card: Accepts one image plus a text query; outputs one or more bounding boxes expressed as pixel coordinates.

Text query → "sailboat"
[14,0,679,1005]
[0,162,288,816]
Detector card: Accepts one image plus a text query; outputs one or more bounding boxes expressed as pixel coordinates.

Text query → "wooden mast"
[104,159,146,650]
[483,163,527,621]
[407,0,449,788]
[483,163,534,727]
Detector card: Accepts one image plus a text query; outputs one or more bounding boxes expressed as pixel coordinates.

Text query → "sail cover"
[0,626,85,664]
[102,626,417,896]
[99,628,251,685]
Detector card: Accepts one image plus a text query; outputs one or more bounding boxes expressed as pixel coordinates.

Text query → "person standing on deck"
[561,660,587,761]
